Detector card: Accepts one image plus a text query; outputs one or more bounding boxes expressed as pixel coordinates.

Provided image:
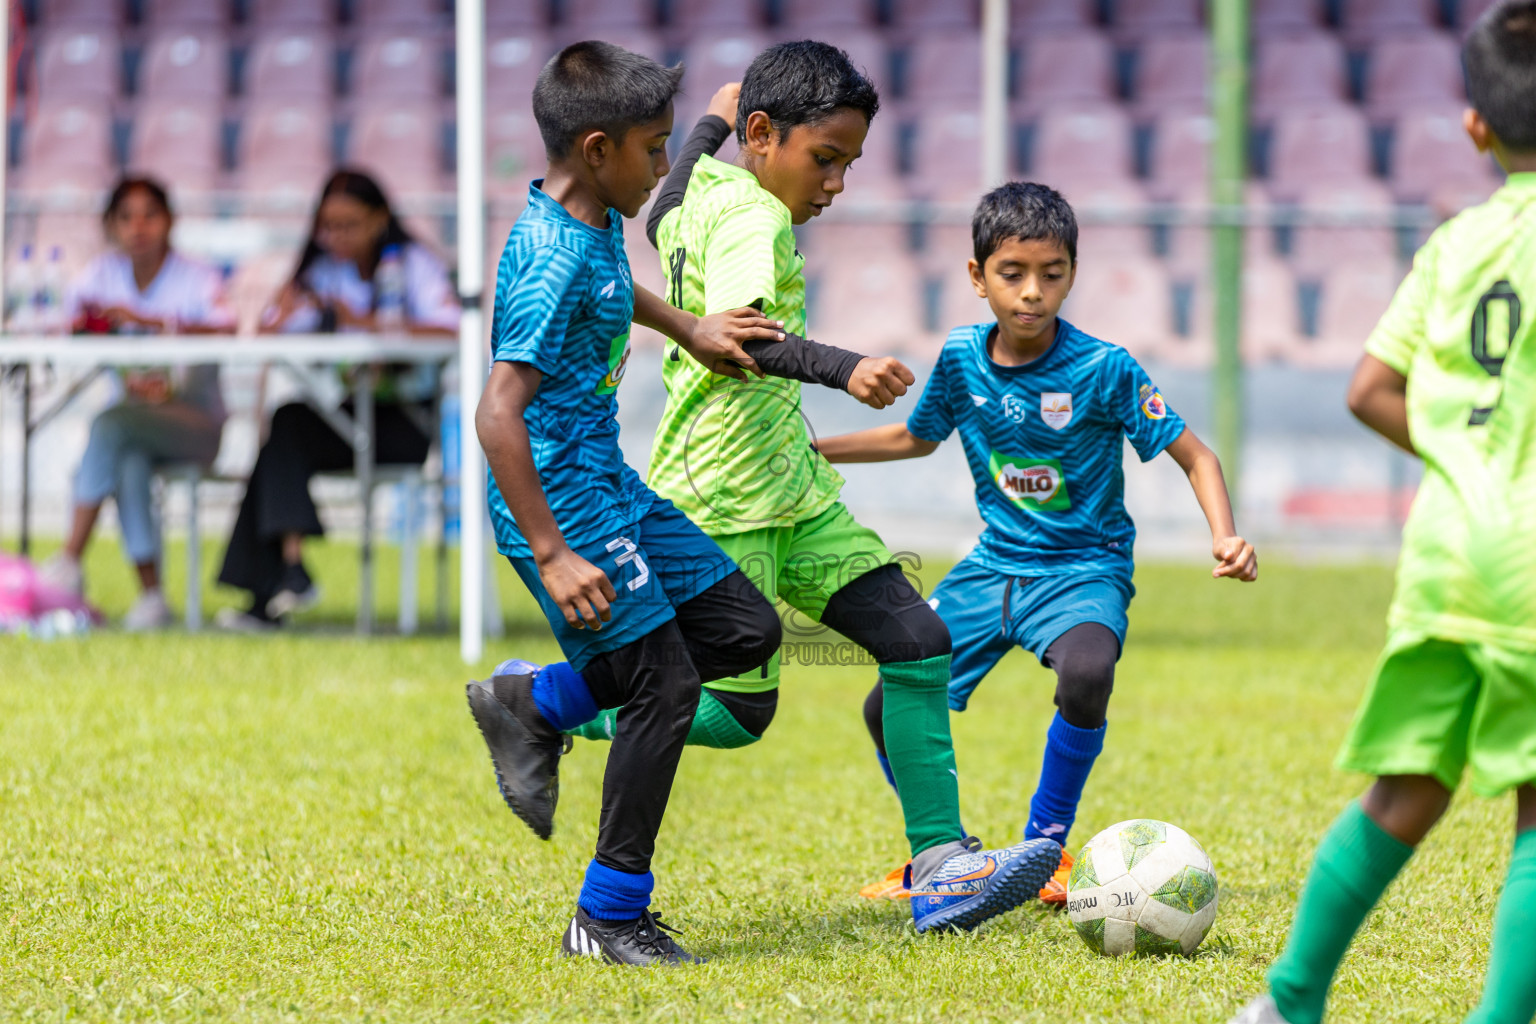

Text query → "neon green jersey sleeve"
[1365,239,1436,376]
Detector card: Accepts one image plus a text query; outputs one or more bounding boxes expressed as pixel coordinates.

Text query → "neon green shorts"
[708,501,893,693]
[1337,630,1536,797]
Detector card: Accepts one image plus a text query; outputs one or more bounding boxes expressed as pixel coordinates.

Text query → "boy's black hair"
[532,41,684,159]
[1463,0,1536,153]
[735,40,880,146]
[972,182,1078,268]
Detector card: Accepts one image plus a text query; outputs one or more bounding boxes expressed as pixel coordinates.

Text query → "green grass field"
[0,544,1517,1022]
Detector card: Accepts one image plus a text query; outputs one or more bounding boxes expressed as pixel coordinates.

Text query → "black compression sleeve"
[645,114,732,249]
[741,332,865,391]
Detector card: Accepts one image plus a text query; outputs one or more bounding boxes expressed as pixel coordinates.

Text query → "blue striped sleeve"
[1103,348,1186,462]
[491,242,586,375]
[906,347,957,443]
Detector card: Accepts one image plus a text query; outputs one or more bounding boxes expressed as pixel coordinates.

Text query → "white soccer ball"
[1066,819,1219,957]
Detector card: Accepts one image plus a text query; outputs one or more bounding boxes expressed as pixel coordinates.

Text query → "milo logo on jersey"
[594,330,632,395]
[989,452,1071,511]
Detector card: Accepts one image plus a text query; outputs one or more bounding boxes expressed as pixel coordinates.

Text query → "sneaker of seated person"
[123,589,174,632]
[214,606,281,632]
[265,562,320,620]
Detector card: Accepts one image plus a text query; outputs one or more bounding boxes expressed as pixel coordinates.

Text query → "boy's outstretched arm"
[1164,427,1258,581]
[816,423,939,463]
[1346,353,1416,455]
[633,284,784,380]
[476,361,617,630]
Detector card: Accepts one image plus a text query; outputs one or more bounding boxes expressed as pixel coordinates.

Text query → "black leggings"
[863,621,1120,755]
[579,569,781,875]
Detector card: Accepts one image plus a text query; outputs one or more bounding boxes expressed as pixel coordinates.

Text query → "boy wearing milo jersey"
[1228,5,1536,1023]
[569,42,1066,934]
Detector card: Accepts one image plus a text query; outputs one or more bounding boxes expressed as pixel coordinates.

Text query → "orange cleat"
[1039,848,1074,905]
[857,862,912,900]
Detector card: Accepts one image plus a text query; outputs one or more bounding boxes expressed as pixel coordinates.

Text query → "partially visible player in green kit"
[566,41,1065,933]
[1230,3,1536,1022]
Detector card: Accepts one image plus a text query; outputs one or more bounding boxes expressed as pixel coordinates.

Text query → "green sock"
[878,655,964,857]
[1269,802,1415,1024]
[564,691,762,749]
[1466,828,1536,1024]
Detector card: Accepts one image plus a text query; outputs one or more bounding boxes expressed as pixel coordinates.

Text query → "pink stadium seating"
[1364,32,1463,121]
[1031,106,1136,187]
[20,101,114,191]
[350,103,445,194]
[1241,257,1303,363]
[1110,0,1203,38]
[1008,0,1097,34]
[1290,181,1398,273]
[1338,0,1440,46]
[558,0,656,30]
[352,33,443,100]
[1146,111,1213,199]
[486,1,547,31]
[833,31,893,97]
[34,29,121,102]
[674,32,772,129]
[1060,256,1175,360]
[354,0,448,29]
[1251,34,1348,119]
[1134,33,1208,114]
[144,0,230,27]
[907,110,982,199]
[1250,0,1325,35]
[35,0,122,27]
[1267,106,1373,191]
[246,32,334,100]
[890,0,978,32]
[1309,261,1403,368]
[238,101,333,196]
[906,33,982,101]
[139,32,229,100]
[777,0,878,31]
[805,224,931,355]
[1391,106,1504,209]
[249,0,333,28]
[129,100,222,192]
[668,0,762,31]
[1070,180,1155,262]
[486,107,543,196]
[1458,0,1503,29]
[487,32,552,106]
[1016,31,1115,109]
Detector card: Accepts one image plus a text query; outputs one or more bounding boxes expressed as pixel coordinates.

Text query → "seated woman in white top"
[216,168,457,629]
[40,176,234,631]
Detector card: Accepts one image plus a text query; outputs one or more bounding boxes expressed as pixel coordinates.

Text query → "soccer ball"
[1066,819,1219,957]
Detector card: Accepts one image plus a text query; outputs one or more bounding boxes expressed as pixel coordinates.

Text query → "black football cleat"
[561,907,703,965]
[465,666,569,839]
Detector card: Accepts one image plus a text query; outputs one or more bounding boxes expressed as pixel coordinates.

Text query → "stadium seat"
[1030,106,1137,187]
[557,0,656,29]
[487,32,553,106]
[1338,0,1440,46]
[1251,0,1325,34]
[906,110,983,199]
[1267,106,1374,192]
[1145,111,1213,200]
[1241,257,1304,364]
[1391,106,1503,210]
[349,103,446,194]
[1290,181,1398,273]
[673,32,772,130]
[138,31,229,100]
[486,0,548,30]
[128,100,222,193]
[904,33,982,102]
[249,0,334,27]
[1109,0,1202,38]
[1008,0,1097,34]
[805,224,932,355]
[35,0,122,27]
[1070,181,1155,262]
[777,0,877,29]
[1016,31,1115,110]
[890,0,978,31]
[354,0,449,29]
[1059,256,1176,360]
[1307,261,1402,369]
[1251,34,1348,120]
[668,0,762,30]
[34,29,121,102]
[238,101,333,197]
[486,107,543,197]
[1364,32,1462,121]
[144,0,231,27]
[19,100,115,191]
[245,31,335,99]
[1133,33,1208,115]
[351,33,445,100]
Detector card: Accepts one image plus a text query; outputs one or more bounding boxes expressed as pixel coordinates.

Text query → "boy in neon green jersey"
[1229,3,1536,1021]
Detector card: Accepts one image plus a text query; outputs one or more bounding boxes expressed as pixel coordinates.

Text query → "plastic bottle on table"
[375,244,406,333]
[8,245,35,332]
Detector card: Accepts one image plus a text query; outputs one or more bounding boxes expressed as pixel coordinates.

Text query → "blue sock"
[578,860,654,921]
[530,662,599,732]
[1024,713,1106,845]
[877,751,897,792]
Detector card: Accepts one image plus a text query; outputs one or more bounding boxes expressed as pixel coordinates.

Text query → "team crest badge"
[1138,383,1167,420]
[1001,394,1029,423]
[1041,392,1073,430]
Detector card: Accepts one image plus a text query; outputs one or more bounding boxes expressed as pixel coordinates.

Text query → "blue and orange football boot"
[907,836,1063,932]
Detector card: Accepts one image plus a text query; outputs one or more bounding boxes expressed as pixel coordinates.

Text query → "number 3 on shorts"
[605,536,650,592]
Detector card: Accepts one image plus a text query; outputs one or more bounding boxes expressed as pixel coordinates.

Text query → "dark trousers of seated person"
[217,400,430,612]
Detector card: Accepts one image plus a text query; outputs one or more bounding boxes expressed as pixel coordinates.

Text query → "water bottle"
[440,392,462,544]
[375,244,406,333]
[37,246,65,335]
[8,245,34,332]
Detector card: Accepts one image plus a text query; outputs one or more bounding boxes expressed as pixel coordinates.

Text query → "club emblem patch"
[1001,394,1029,423]
[1041,392,1073,430]
[1138,383,1167,420]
